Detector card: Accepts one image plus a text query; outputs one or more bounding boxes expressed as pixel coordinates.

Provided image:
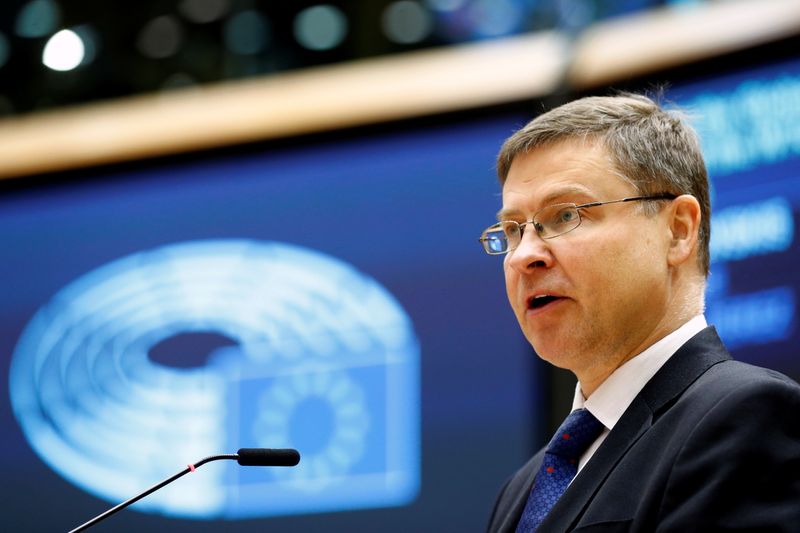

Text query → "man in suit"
[480,94,800,532]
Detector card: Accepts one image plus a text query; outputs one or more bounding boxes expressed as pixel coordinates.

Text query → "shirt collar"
[571,315,707,431]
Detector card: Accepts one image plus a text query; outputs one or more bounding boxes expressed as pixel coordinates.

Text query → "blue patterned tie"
[516,408,605,532]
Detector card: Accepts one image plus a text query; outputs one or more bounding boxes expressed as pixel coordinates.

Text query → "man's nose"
[506,226,553,272]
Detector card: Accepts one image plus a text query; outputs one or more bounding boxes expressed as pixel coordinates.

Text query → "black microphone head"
[237,448,300,467]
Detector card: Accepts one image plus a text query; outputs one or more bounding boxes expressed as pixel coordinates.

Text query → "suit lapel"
[537,327,731,532]
[495,449,546,532]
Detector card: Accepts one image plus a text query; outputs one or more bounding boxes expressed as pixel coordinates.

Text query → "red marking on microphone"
[188,464,196,472]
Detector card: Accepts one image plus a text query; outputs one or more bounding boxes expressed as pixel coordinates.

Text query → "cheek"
[624,228,670,283]
[502,260,514,290]
[563,235,631,297]
[502,254,513,279]
[582,234,665,304]
[503,259,520,305]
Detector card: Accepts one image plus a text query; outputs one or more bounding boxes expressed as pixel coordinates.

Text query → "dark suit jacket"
[487,327,800,532]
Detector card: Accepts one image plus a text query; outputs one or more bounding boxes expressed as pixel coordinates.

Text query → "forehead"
[501,139,632,211]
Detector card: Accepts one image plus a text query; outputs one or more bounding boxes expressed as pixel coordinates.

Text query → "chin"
[526,335,554,360]
[527,335,578,369]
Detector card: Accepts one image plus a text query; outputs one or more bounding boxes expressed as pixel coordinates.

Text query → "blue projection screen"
[0,113,541,532]
[4,53,800,532]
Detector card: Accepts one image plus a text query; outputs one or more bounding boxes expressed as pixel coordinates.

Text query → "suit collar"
[537,326,731,532]
[638,326,731,415]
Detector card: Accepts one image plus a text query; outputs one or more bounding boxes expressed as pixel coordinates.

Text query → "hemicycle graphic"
[9,239,419,519]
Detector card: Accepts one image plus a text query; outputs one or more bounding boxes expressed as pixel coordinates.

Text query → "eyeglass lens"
[540,204,581,238]
[482,204,582,254]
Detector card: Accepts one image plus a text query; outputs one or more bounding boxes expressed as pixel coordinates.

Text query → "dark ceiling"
[0,0,671,116]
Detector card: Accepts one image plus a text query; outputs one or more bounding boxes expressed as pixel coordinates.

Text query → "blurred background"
[1,0,799,531]
[0,0,741,115]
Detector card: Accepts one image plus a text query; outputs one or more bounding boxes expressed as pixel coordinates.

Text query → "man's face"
[502,139,672,381]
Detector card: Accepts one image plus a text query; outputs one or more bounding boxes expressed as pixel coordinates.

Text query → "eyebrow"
[497,185,597,221]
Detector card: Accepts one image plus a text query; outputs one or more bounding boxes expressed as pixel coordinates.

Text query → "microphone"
[237,447,300,466]
[69,448,300,533]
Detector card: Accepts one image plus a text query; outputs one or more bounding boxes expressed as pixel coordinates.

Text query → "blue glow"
[710,197,794,263]
[706,287,795,350]
[669,59,800,367]
[9,239,419,519]
[679,73,800,177]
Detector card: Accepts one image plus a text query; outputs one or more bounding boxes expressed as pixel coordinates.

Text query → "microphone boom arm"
[68,448,299,533]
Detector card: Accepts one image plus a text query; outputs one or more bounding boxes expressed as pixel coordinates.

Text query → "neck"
[577,276,705,398]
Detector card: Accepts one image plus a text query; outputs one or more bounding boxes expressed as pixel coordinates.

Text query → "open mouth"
[528,295,562,310]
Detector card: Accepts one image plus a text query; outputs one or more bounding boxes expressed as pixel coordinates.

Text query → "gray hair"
[496,93,711,276]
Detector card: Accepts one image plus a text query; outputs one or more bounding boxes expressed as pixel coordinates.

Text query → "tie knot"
[546,408,604,458]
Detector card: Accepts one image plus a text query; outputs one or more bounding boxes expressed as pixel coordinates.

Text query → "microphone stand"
[68,448,300,533]
[68,454,238,533]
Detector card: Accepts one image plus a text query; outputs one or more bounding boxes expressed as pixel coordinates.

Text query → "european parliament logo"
[9,240,420,519]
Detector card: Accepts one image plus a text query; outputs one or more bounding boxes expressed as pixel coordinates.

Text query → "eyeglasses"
[479,193,678,255]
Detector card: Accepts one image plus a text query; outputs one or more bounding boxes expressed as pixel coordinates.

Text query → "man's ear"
[667,194,701,268]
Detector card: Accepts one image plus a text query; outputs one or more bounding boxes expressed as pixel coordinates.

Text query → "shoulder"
[661,358,800,439]
[653,361,800,528]
[640,357,800,488]
[662,359,800,489]
[689,358,800,409]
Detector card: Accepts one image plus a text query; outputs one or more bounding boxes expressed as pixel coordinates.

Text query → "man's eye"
[500,221,525,238]
[553,208,577,225]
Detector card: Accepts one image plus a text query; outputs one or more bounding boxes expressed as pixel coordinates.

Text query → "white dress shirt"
[570,314,708,475]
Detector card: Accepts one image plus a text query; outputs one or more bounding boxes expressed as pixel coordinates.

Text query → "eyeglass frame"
[479,193,679,255]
